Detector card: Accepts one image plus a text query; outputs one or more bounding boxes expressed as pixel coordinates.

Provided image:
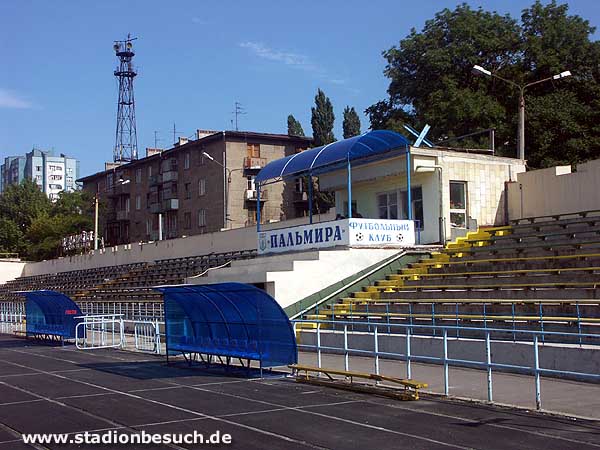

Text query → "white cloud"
[239,41,319,72]
[0,89,33,109]
[239,41,355,89]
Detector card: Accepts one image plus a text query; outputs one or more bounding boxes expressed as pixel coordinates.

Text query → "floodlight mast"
[472,65,571,160]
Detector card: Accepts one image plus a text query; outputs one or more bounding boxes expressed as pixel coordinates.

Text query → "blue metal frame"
[255,131,413,228]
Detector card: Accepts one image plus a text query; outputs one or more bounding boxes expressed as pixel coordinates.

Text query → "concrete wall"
[0,260,26,283]
[507,159,600,220]
[21,211,336,277]
[299,331,600,379]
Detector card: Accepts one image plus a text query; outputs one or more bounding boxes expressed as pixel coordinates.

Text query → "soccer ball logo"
[397,233,404,242]
[355,232,364,242]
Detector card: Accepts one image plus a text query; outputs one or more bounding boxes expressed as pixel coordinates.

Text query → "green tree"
[0,218,25,255]
[287,115,305,136]
[0,179,51,234]
[368,1,600,167]
[311,88,336,146]
[342,106,361,138]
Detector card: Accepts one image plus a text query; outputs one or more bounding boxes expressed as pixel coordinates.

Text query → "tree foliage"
[0,181,93,260]
[311,89,336,146]
[368,1,600,167]
[342,106,361,138]
[287,114,305,137]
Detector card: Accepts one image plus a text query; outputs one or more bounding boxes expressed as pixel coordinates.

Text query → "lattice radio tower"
[113,34,138,162]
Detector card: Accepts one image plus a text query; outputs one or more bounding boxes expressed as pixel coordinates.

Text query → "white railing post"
[406,327,412,379]
[374,325,380,377]
[486,331,493,402]
[344,324,349,372]
[534,334,541,410]
[443,328,449,396]
[317,322,322,369]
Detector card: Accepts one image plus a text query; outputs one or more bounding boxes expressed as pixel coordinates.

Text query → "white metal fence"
[75,314,124,350]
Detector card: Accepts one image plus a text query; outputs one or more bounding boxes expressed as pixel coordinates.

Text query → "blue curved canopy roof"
[155,283,297,368]
[20,290,82,339]
[256,130,410,183]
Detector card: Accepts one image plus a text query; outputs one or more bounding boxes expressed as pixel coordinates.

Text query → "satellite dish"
[126,42,133,49]
[113,43,120,51]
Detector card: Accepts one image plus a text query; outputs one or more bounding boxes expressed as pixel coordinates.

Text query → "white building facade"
[318,147,526,244]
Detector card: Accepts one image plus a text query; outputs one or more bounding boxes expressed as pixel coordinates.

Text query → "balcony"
[149,202,161,214]
[161,170,178,183]
[163,198,179,211]
[116,210,130,221]
[243,157,267,171]
[149,174,161,186]
[245,189,268,202]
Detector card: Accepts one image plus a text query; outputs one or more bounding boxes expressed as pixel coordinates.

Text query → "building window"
[124,196,130,213]
[184,182,191,199]
[450,181,467,228]
[135,195,141,210]
[184,153,190,170]
[198,179,206,196]
[377,192,398,220]
[67,168,73,174]
[247,176,256,191]
[146,218,152,235]
[36,166,41,172]
[247,143,260,158]
[135,168,142,183]
[107,173,114,187]
[198,152,206,166]
[148,165,152,178]
[198,209,206,227]
[401,187,424,228]
[184,211,191,229]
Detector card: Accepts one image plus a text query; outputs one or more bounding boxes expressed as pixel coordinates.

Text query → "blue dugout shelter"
[255,130,412,228]
[20,290,83,341]
[156,283,297,370]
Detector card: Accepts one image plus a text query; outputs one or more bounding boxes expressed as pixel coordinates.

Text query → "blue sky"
[1,0,598,177]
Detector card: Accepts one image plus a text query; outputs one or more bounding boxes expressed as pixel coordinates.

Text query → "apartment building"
[1,149,79,200]
[79,130,312,246]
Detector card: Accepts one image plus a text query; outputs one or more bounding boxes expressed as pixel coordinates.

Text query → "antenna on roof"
[232,101,246,131]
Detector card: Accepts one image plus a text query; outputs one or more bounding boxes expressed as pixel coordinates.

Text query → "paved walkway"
[297,351,600,420]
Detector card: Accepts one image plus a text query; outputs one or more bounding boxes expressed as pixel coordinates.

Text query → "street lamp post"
[472,65,571,160]
[202,152,243,229]
[94,178,130,250]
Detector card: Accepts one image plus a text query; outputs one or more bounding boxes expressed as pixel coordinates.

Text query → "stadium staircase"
[303,211,600,342]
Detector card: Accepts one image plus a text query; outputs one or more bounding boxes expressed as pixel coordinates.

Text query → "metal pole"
[486,331,493,402]
[406,148,412,220]
[344,324,349,371]
[443,328,449,396]
[374,325,380,377]
[222,150,227,228]
[158,213,163,241]
[94,195,99,250]
[347,157,352,218]
[534,335,541,410]
[317,323,322,369]
[518,88,525,160]
[256,184,261,231]
[406,328,412,379]
[308,175,313,224]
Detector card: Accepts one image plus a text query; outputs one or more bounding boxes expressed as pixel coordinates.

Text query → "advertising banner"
[257,219,415,255]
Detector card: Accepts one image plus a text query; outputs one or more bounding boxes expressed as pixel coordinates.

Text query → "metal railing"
[132,320,162,354]
[292,319,600,411]
[75,314,124,350]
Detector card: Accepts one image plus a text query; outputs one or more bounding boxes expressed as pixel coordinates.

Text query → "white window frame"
[198,179,206,197]
[376,190,398,220]
[449,181,468,228]
[184,153,190,170]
